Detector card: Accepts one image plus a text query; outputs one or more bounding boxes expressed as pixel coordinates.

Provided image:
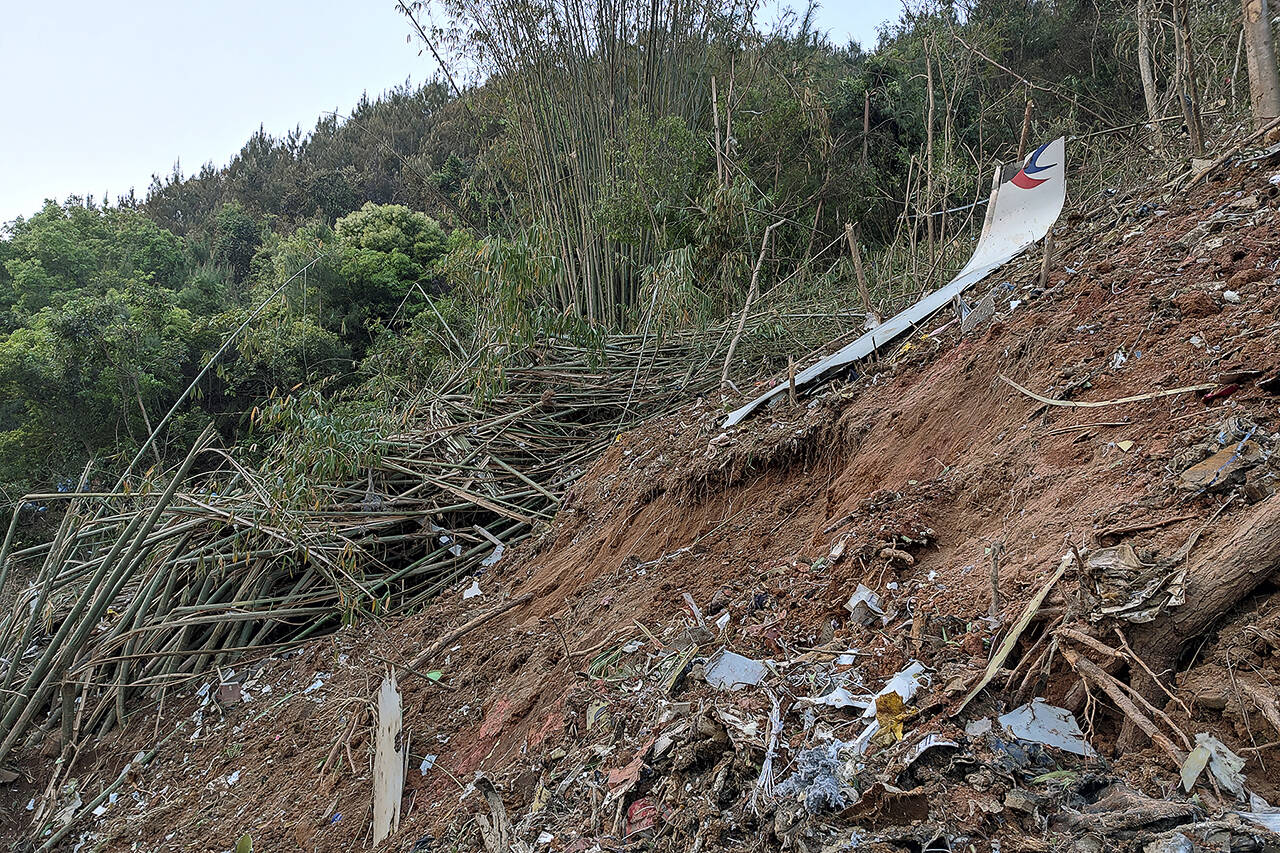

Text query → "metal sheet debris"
[845,583,886,625]
[1181,733,1246,798]
[372,675,405,846]
[1087,544,1187,624]
[908,734,959,765]
[704,649,768,691]
[998,699,1095,757]
[863,661,929,719]
[724,138,1067,427]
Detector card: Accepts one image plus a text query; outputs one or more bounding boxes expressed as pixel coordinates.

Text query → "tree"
[211,202,261,285]
[0,284,191,479]
[1242,0,1280,126]
[330,202,448,352]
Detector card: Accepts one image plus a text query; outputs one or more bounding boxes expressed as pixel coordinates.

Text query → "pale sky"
[0,1,899,227]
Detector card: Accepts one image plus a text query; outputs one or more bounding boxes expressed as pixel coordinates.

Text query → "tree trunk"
[924,44,936,254]
[1123,494,1280,748]
[1137,0,1164,149]
[1243,0,1280,126]
[1173,0,1206,156]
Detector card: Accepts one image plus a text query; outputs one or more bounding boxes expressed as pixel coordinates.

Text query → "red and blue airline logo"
[1011,141,1056,189]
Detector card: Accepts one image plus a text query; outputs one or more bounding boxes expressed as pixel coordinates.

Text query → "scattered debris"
[1179,439,1264,490]
[1086,544,1186,623]
[1181,733,1246,799]
[703,649,768,690]
[372,675,404,846]
[845,583,886,625]
[998,699,1095,757]
[774,741,848,813]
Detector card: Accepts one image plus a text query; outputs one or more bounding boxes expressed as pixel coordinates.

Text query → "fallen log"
[1123,493,1280,749]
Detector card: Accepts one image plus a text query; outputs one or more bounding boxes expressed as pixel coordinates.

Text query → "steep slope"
[6,157,1280,852]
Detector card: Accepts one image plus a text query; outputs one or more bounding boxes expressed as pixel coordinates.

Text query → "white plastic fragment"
[863,661,929,719]
[480,544,504,567]
[845,584,885,625]
[1181,733,1246,797]
[1223,290,1241,304]
[420,755,437,774]
[462,580,483,600]
[703,649,768,691]
[965,718,993,737]
[226,769,241,786]
[998,699,1095,757]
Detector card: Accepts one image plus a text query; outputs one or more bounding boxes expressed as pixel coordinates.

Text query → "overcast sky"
[0,1,901,226]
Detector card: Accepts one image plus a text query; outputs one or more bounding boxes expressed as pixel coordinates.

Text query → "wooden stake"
[1039,231,1055,291]
[1017,98,1034,161]
[844,223,874,321]
[788,357,797,406]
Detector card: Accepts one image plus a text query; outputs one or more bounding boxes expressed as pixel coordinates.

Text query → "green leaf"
[234,833,253,853]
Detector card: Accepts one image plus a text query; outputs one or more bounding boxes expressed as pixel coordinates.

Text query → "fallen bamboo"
[999,375,1214,409]
[956,557,1067,714]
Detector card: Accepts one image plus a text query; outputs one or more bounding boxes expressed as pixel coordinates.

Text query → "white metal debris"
[998,699,1095,757]
[723,138,1067,428]
[703,649,768,690]
[845,584,886,626]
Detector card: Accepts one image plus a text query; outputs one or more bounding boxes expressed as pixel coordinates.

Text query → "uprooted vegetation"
[2,136,1279,852]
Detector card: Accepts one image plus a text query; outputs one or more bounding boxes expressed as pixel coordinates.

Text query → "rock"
[1005,787,1043,816]
[1179,440,1263,490]
[1227,267,1268,290]
[1174,290,1219,318]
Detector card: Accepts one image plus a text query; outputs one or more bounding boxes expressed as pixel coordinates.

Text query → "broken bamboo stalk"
[999,375,1214,409]
[844,223,874,322]
[721,221,784,391]
[1017,98,1034,161]
[956,556,1067,714]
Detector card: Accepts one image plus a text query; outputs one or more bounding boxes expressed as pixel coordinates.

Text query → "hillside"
[5,143,1278,852]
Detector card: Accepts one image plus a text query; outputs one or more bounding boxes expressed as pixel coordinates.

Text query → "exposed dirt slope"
[5,158,1280,853]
